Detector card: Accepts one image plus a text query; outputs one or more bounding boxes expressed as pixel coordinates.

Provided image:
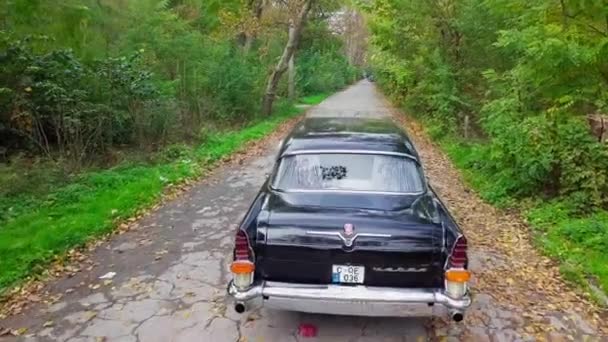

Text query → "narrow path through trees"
[0,81,605,341]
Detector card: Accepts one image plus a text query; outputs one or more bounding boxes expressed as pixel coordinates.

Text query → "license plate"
[332,265,365,284]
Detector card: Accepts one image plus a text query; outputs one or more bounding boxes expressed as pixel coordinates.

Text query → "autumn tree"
[262,0,314,115]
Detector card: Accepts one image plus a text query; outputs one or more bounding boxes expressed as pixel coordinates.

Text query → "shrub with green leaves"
[1,1,357,165]
[0,35,162,164]
[364,0,608,212]
[363,0,608,293]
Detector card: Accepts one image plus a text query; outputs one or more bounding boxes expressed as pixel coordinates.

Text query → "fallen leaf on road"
[99,272,116,280]
[139,239,152,246]
[28,295,41,302]
[0,327,11,336]
[154,249,169,261]
[246,312,261,322]
[42,320,54,328]
[85,311,97,321]
[65,266,80,273]
[14,327,28,336]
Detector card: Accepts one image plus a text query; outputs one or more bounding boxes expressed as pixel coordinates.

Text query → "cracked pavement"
[0,82,427,342]
[1,81,606,341]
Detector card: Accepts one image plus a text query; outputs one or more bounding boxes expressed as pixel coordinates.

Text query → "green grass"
[299,93,329,105]
[527,203,608,294]
[0,96,326,293]
[421,119,608,298]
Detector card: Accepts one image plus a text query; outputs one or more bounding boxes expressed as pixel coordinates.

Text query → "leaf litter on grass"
[0,113,305,324]
[392,111,608,340]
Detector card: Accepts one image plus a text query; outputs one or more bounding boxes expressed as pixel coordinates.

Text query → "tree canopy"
[0,0,360,165]
[364,0,608,212]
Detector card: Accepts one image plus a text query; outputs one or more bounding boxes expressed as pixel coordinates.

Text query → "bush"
[0,35,161,166]
[1,3,358,167]
[298,49,358,95]
[365,0,608,212]
[297,22,360,96]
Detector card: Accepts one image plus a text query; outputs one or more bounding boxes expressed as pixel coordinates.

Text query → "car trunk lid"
[257,192,444,288]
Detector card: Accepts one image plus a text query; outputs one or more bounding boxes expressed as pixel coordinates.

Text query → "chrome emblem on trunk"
[343,223,354,236]
[306,227,391,248]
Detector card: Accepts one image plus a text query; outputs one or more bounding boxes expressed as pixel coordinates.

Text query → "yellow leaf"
[14,327,28,336]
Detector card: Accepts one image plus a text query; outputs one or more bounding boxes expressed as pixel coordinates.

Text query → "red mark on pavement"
[298,323,318,338]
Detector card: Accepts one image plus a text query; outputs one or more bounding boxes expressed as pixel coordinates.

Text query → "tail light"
[448,235,467,268]
[232,230,254,290]
[234,230,252,261]
[445,235,470,299]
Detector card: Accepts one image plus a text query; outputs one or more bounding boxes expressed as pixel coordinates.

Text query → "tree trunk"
[261,0,312,115]
[288,30,296,100]
[244,0,265,52]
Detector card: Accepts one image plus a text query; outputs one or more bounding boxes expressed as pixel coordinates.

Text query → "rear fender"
[235,182,270,260]
[428,186,464,268]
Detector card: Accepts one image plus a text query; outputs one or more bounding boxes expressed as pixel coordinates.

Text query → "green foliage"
[0,0,355,291]
[0,37,170,164]
[299,93,329,105]
[297,22,360,95]
[0,99,311,292]
[0,34,164,163]
[1,0,356,164]
[364,0,608,211]
[528,202,608,293]
[430,123,608,295]
[363,0,608,294]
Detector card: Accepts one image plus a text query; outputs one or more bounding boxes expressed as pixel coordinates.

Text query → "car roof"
[279,117,419,161]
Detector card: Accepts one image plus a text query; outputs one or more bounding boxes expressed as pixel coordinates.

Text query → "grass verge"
[0,95,325,293]
[299,93,329,105]
[424,127,608,300]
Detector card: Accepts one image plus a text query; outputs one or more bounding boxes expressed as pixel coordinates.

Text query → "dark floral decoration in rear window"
[320,166,347,180]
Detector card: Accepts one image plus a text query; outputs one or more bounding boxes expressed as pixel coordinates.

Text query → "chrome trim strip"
[264,296,438,317]
[273,188,425,196]
[280,149,419,162]
[227,281,472,314]
[305,230,391,247]
[444,233,465,270]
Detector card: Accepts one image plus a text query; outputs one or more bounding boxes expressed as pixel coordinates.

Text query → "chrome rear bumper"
[227,281,471,318]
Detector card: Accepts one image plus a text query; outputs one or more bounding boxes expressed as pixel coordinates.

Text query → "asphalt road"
[1,81,429,341]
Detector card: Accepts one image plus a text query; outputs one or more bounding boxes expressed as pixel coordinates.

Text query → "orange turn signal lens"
[445,269,471,283]
[231,261,255,274]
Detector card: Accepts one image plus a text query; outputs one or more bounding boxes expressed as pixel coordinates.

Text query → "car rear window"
[272,153,424,193]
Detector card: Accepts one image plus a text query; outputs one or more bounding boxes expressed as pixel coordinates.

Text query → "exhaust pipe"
[234,302,246,314]
[450,310,464,322]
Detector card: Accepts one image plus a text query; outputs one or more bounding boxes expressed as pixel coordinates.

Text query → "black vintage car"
[227,117,471,321]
